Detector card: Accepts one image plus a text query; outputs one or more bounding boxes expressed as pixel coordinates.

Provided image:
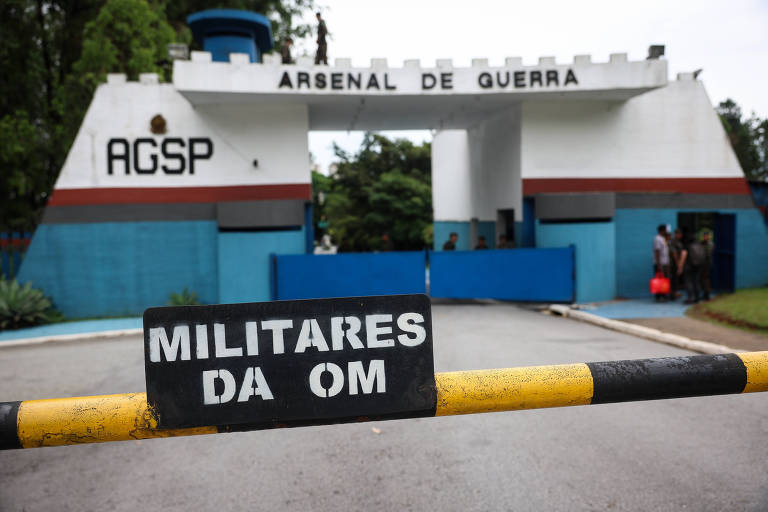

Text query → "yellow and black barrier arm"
[2,351,767,450]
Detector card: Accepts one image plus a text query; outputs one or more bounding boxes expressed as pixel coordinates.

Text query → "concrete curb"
[0,328,143,349]
[548,305,743,355]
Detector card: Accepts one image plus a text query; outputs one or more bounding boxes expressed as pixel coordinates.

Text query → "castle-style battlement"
[183,51,642,69]
[171,51,668,106]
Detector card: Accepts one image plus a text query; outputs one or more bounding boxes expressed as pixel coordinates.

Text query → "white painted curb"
[549,305,742,355]
[0,328,143,349]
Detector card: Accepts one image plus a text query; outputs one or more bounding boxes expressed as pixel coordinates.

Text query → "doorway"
[496,209,516,248]
[677,212,735,292]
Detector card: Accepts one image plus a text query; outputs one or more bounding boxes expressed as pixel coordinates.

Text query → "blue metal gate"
[273,248,574,302]
[429,247,575,302]
[272,251,426,300]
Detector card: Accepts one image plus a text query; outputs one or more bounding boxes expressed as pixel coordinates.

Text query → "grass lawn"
[689,287,768,332]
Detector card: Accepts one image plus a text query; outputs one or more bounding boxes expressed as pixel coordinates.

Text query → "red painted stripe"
[48,184,312,206]
[522,178,752,196]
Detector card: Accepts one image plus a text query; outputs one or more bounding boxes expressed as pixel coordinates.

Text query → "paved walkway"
[0,317,141,342]
[625,316,768,352]
[584,297,768,351]
[585,298,691,319]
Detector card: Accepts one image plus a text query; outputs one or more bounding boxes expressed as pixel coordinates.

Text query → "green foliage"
[313,133,433,252]
[0,0,104,231]
[717,99,768,182]
[56,0,176,165]
[0,0,318,233]
[692,287,768,332]
[0,277,64,330]
[0,111,48,231]
[168,287,200,306]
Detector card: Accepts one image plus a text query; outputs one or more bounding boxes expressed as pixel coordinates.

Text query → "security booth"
[16,10,768,317]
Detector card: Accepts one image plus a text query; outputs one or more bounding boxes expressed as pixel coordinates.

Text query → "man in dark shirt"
[700,230,714,300]
[497,234,514,248]
[315,12,328,65]
[475,235,488,250]
[280,37,293,64]
[669,229,685,300]
[442,232,458,251]
[682,235,707,304]
[379,233,394,252]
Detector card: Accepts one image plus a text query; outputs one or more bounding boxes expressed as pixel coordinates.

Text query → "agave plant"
[167,287,200,306]
[0,278,63,330]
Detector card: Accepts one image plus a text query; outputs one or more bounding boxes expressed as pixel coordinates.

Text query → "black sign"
[144,295,436,429]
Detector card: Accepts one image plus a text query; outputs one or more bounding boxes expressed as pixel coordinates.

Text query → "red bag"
[649,272,670,295]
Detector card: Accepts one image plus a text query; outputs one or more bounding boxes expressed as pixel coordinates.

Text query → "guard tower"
[187,9,273,63]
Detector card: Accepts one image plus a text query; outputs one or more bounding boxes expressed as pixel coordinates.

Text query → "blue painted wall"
[274,251,426,300]
[614,209,677,298]
[17,221,219,318]
[434,221,471,251]
[536,221,616,303]
[429,248,574,302]
[521,197,536,247]
[732,209,768,289]
[218,228,306,304]
[614,208,768,297]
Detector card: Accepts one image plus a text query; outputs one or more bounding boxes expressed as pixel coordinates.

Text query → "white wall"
[520,77,743,179]
[432,130,471,221]
[175,52,667,100]
[468,108,522,222]
[433,108,522,223]
[55,80,310,190]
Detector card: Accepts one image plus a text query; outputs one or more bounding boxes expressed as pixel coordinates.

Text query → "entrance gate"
[272,247,575,302]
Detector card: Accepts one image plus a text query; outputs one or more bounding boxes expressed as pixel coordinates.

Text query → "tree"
[0,0,104,231]
[0,0,318,232]
[717,99,768,182]
[314,133,433,252]
[56,0,176,165]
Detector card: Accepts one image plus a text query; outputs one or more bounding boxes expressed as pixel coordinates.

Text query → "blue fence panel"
[429,247,575,302]
[274,251,427,300]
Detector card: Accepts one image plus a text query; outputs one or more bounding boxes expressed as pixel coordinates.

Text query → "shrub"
[167,288,200,306]
[0,278,64,330]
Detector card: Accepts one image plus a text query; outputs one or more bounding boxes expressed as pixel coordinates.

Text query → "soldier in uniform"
[700,230,715,300]
[280,37,293,64]
[315,12,328,65]
[442,232,458,251]
[669,229,685,300]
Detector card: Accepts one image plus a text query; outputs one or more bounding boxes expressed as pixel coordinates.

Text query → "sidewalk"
[584,298,768,352]
[0,317,142,343]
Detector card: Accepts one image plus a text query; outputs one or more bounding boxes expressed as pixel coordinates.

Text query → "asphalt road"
[1,304,766,511]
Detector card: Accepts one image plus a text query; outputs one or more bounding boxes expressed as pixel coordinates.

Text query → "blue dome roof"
[187,9,274,53]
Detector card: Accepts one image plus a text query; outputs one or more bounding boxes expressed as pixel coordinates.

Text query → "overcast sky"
[304,0,768,171]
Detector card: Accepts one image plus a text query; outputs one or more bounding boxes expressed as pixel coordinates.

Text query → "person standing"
[280,37,294,64]
[442,232,458,251]
[497,234,515,248]
[314,12,328,65]
[700,230,715,300]
[379,232,394,252]
[669,228,685,300]
[474,235,488,250]
[652,224,670,301]
[681,234,706,304]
